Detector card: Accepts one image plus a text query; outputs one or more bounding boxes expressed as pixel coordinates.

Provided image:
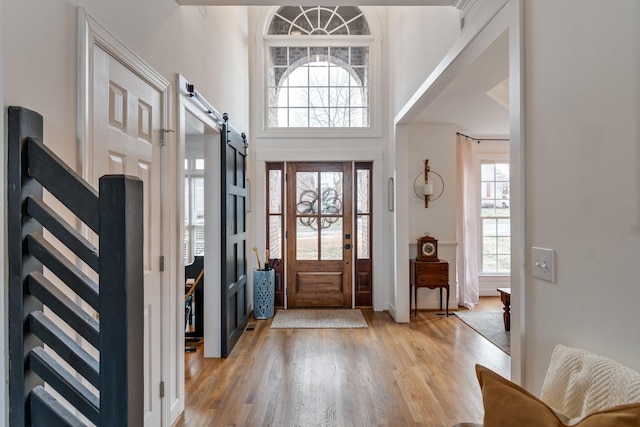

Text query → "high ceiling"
[177,1,509,138]
[176,0,457,5]
[412,29,509,137]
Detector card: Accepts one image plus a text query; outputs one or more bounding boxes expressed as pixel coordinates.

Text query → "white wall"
[3,0,249,424]
[523,0,640,393]
[384,6,459,320]
[387,6,460,116]
[407,124,458,310]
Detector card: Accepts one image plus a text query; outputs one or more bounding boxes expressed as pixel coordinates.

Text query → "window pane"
[481,163,495,180]
[320,171,343,215]
[297,221,318,260]
[349,15,370,35]
[194,226,205,256]
[357,169,369,213]
[308,86,329,108]
[321,218,342,260]
[330,47,350,64]
[350,87,366,107]
[269,170,282,213]
[309,108,329,127]
[483,255,497,273]
[495,163,509,181]
[289,87,309,107]
[269,216,282,259]
[289,108,308,127]
[296,172,317,214]
[289,47,309,65]
[497,237,511,254]
[497,219,510,237]
[192,177,205,224]
[184,178,189,225]
[497,255,510,273]
[267,87,279,108]
[481,181,495,200]
[194,158,204,170]
[483,219,497,236]
[350,108,368,127]
[357,215,370,259]
[329,88,349,108]
[269,47,288,66]
[350,47,369,66]
[310,47,328,59]
[483,236,496,255]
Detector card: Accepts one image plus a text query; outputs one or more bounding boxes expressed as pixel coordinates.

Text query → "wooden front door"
[286,162,353,308]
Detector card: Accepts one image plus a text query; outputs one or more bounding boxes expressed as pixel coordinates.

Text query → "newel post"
[98,175,144,426]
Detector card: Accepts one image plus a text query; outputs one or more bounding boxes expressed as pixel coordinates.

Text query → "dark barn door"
[220,117,248,357]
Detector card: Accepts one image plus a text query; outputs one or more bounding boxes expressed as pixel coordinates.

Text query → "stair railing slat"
[30,386,87,427]
[27,197,99,272]
[28,272,99,348]
[30,347,99,425]
[29,311,100,389]
[26,234,99,311]
[26,138,99,233]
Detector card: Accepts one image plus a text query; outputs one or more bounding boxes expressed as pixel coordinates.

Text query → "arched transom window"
[266,6,373,129]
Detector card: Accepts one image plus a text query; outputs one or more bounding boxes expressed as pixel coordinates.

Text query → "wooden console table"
[410,259,449,316]
[497,287,511,331]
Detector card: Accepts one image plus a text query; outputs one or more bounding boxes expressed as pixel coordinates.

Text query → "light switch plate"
[532,247,555,282]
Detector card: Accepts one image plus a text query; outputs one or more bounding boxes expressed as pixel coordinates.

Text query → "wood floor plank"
[174,298,509,427]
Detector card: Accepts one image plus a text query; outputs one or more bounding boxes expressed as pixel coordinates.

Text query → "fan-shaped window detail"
[268,6,370,36]
[266,6,372,129]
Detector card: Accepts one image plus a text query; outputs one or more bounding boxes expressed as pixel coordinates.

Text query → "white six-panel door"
[91,45,163,426]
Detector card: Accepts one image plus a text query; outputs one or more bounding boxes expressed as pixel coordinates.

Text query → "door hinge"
[160,129,174,146]
[160,381,165,398]
[160,255,165,272]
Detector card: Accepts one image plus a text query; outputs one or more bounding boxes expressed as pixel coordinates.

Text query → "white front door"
[91,45,163,426]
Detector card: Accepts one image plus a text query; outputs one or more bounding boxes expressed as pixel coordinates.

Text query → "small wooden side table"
[410,259,449,316]
[497,287,511,331]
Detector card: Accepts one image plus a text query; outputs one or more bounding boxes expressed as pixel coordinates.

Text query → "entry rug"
[271,309,368,329]
[454,311,510,355]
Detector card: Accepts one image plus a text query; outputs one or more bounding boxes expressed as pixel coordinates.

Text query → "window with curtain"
[480,162,510,274]
[184,155,205,264]
[265,6,373,129]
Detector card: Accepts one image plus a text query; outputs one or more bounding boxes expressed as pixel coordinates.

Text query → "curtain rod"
[456,132,510,143]
[186,82,224,124]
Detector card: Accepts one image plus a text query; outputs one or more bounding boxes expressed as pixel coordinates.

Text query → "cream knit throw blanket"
[540,344,640,423]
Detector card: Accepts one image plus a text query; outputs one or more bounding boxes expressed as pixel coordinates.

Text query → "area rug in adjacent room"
[454,311,510,355]
[270,309,368,329]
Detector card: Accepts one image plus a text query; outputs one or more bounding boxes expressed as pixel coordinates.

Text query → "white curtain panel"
[456,135,480,308]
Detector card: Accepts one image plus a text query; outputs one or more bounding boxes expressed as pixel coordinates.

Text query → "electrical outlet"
[532,247,555,282]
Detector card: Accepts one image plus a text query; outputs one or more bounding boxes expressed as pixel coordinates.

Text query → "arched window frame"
[258,6,382,138]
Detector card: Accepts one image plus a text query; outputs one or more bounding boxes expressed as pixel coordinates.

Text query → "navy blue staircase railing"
[8,106,144,426]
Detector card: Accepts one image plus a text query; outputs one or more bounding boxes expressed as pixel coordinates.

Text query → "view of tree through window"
[266,6,372,129]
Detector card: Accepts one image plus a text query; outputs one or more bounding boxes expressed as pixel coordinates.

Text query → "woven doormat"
[270,309,368,329]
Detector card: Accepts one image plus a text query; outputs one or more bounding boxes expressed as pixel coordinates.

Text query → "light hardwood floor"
[173,297,509,427]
